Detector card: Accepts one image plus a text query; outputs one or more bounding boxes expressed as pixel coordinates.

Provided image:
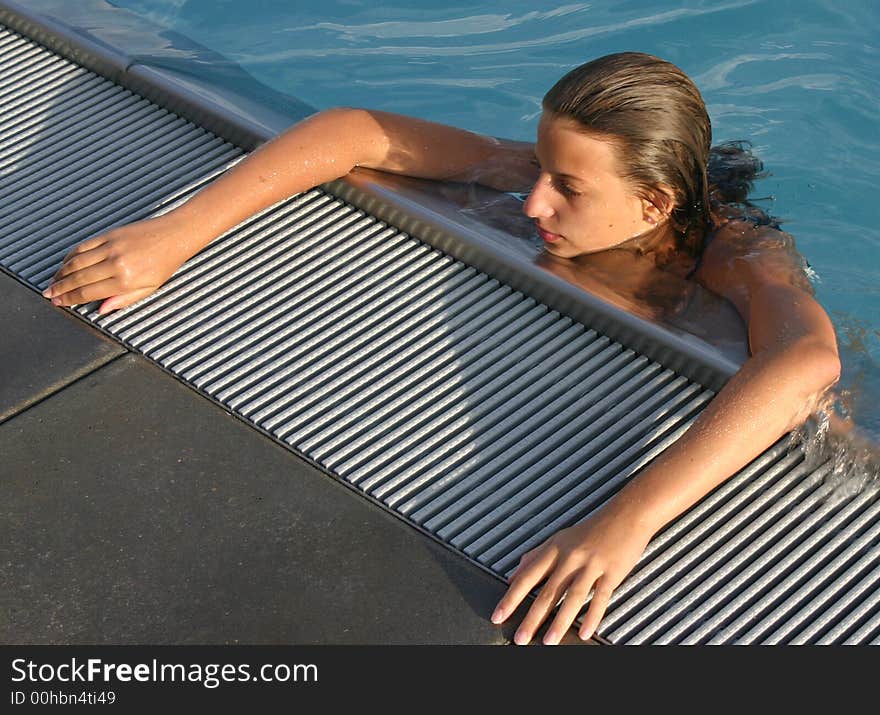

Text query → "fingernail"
[544,630,559,645]
[51,297,61,306]
[491,607,504,624]
[579,628,593,641]
[514,628,529,645]
[42,288,51,297]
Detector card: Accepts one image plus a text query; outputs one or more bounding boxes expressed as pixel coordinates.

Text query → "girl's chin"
[541,243,579,260]
[544,239,621,258]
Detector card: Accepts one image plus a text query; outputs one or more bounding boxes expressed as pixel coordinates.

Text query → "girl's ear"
[641,186,676,225]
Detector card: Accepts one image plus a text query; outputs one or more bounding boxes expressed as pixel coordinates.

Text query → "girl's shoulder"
[692,217,816,317]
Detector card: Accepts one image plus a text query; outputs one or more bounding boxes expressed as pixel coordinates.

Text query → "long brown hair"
[542,52,767,259]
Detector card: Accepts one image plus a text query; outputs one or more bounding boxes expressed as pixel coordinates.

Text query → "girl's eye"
[534,158,581,197]
[554,180,581,197]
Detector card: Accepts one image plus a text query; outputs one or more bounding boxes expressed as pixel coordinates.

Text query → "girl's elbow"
[827,352,842,387]
[784,342,841,431]
[810,343,842,393]
[795,339,841,396]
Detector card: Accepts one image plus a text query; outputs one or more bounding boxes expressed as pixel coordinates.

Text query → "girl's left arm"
[492,221,841,644]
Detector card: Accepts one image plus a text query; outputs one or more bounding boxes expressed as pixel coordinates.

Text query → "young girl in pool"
[42,52,841,645]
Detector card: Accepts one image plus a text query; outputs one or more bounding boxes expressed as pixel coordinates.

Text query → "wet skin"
[524,112,675,259]
[40,107,842,645]
[484,115,840,645]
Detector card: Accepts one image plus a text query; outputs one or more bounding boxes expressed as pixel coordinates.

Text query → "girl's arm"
[492,220,841,644]
[43,108,536,313]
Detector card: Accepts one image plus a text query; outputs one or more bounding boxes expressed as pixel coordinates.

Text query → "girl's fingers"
[45,262,118,302]
[68,233,110,255]
[491,548,555,625]
[543,567,602,645]
[97,287,156,315]
[52,238,108,278]
[508,547,541,580]
[577,574,616,641]
[513,570,576,645]
[49,244,110,286]
[48,277,126,307]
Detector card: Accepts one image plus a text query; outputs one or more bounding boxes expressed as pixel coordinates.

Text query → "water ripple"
[109,0,880,430]
[240,0,759,63]
[694,52,833,90]
[280,4,593,39]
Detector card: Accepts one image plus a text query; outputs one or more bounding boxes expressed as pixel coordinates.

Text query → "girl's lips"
[537,226,563,243]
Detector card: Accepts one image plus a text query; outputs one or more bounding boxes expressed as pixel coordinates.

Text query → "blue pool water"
[107,0,880,435]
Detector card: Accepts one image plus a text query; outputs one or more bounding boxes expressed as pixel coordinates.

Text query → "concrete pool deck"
[1,267,587,645]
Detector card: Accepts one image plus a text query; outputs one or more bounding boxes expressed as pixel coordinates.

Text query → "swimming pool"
[4,0,879,645]
[99,1,880,437]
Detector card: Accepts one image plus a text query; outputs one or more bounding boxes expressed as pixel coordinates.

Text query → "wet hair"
[542,52,770,258]
[708,139,778,228]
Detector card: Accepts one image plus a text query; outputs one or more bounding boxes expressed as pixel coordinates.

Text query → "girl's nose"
[523,176,555,220]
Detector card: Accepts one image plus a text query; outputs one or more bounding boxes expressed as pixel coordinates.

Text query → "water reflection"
[452,184,749,364]
[452,179,880,498]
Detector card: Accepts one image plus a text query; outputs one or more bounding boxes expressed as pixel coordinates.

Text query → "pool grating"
[2,21,879,644]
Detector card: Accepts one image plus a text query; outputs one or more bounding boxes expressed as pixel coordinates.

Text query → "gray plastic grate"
[3,22,878,644]
[0,28,244,285]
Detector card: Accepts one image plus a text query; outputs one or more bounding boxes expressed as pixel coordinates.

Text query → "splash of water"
[788,391,880,506]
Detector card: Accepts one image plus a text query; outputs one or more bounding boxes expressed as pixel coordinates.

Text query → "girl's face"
[523,111,666,259]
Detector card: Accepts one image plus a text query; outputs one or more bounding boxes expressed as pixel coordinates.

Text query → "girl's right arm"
[43,107,536,314]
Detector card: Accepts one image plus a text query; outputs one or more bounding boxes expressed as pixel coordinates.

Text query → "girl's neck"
[614,222,679,261]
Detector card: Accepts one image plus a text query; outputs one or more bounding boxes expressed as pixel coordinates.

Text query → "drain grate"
[2,21,878,644]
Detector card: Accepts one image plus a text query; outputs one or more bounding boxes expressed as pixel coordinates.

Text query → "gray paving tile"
[0,353,525,644]
[0,270,125,424]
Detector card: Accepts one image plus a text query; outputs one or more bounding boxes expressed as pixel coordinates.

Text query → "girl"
[42,52,841,645]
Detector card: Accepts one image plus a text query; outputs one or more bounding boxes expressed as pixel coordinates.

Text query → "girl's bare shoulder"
[693,218,816,315]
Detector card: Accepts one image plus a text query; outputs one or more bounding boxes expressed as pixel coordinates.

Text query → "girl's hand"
[42,212,196,315]
[491,502,654,645]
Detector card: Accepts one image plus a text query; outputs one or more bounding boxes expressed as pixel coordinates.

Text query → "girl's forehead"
[535,112,622,178]
[537,111,618,147]
[537,111,580,138]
